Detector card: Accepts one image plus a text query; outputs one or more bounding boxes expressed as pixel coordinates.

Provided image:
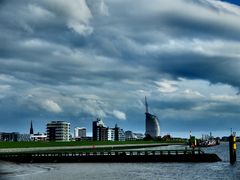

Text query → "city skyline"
[1,0,240,138]
[8,115,233,139]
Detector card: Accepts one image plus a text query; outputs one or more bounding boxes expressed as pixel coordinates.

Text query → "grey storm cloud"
[0,0,240,134]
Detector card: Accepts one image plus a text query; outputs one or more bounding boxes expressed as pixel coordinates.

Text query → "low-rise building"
[0,132,19,142]
[125,131,144,141]
[18,134,31,142]
[125,131,137,140]
[134,133,144,140]
[31,133,47,141]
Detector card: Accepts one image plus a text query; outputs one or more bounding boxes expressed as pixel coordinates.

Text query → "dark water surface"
[0,142,239,180]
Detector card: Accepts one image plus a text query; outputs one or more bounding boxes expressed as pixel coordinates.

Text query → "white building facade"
[107,128,115,141]
[46,121,70,141]
[74,127,87,138]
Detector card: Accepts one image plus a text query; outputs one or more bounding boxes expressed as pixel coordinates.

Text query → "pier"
[0,149,221,163]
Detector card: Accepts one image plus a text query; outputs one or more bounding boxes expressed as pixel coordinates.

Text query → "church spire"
[30,120,34,134]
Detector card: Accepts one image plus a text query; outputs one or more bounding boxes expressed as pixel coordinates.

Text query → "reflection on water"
[0,142,240,180]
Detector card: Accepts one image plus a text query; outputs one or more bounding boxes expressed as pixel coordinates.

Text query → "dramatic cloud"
[155,80,178,93]
[42,99,62,113]
[112,110,126,120]
[0,0,240,136]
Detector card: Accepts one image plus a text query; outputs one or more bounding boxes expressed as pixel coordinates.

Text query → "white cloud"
[22,39,55,49]
[87,0,109,16]
[99,0,109,16]
[67,20,93,35]
[183,89,204,98]
[0,84,11,91]
[43,99,62,113]
[155,80,178,93]
[41,0,93,35]
[112,110,126,120]
[28,4,55,19]
[0,85,11,98]
[82,101,107,118]
[210,94,240,102]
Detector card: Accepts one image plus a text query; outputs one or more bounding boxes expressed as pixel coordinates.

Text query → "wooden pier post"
[229,132,237,165]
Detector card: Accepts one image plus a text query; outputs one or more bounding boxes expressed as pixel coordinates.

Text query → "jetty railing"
[0,148,204,158]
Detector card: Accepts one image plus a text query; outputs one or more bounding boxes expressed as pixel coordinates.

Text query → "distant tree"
[143,134,153,141]
[162,134,172,141]
[156,136,162,141]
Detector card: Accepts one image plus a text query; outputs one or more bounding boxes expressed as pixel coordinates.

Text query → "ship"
[198,132,220,147]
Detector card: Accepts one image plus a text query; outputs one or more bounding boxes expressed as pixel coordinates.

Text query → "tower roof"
[145,96,149,113]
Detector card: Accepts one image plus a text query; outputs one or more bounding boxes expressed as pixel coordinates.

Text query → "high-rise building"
[92,118,108,141]
[114,124,119,141]
[145,97,160,138]
[30,120,34,135]
[99,127,108,141]
[92,119,125,141]
[46,121,70,141]
[74,127,87,138]
[107,128,115,141]
[114,124,125,141]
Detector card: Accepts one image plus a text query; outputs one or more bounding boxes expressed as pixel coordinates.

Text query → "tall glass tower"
[145,97,160,138]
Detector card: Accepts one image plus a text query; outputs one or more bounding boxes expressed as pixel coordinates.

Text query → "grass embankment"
[0,140,186,149]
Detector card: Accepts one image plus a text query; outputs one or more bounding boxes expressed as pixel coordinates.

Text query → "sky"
[0,0,240,138]
[222,0,240,6]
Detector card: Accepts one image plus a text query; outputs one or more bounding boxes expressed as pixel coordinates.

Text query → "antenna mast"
[145,96,149,113]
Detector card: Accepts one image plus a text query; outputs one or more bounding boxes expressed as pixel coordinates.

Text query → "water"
[0,142,240,180]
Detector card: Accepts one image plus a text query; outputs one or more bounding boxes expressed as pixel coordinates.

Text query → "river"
[0,142,239,180]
